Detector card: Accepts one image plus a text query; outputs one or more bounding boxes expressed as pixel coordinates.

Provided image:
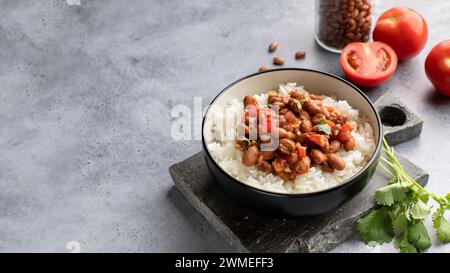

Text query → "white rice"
[205,83,376,194]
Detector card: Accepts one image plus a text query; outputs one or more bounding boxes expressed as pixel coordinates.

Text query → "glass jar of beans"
[315,0,374,53]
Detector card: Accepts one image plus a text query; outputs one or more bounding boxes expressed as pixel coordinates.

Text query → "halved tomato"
[340,42,398,88]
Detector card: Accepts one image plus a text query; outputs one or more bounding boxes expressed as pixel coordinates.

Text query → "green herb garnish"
[356,137,450,252]
[313,119,331,135]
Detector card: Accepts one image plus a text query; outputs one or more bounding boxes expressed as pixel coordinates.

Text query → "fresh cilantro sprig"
[313,119,331,135]
[356,137,450,253]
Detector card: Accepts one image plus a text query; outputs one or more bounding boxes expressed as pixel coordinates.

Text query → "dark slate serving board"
[169,152,428,253]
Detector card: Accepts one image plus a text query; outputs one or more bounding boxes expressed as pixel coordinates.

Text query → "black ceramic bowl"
[202,68,382,217]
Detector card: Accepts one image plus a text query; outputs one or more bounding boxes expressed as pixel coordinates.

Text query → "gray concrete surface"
[0,0,449,252]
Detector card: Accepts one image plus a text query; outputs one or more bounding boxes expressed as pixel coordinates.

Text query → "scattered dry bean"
[268,41,278,52]
[295,51,306,59]
[273,56,285,65]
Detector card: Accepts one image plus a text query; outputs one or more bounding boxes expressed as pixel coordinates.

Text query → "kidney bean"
[344,135,356,151]
[271,127,290,139]
[279,138,296,154]
[272,159,286,174]
[329,139,342,153]
[312,113,327,125]
[303,101,322,115]
[257,161,274,173]
[294,156,311,175]
[285,111,297,123]
[243,95,258,108]
[242,146,260,167]
[268,95,282,104]
[290,91,308,101]
[322,162,335,173]
[298,109,311,121]
[327,153,346,170]
[335,113,348,125]
[287,152,299,165]
[300,119,313,133]
[288,98,302,114]
[295,132,308,144]
[320,138,330,153]
[261,150,275,161]
[310,149,328,165]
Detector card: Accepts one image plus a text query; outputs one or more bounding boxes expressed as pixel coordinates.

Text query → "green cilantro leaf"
[436,218,450,243]
[391,209,408,235]
[374,183,407,206]
[432,206,444,229]
[356,207,394,244]
[410,199,431,220]
[357,137,450,252]
[313,120,331,135]
[394,231,417,253]
[407,220,432,251]
[432,206,450,243]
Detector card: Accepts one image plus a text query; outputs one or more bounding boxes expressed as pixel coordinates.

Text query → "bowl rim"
[202,68,382,197]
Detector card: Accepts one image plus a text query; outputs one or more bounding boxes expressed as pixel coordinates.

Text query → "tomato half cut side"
[340,42,398,88]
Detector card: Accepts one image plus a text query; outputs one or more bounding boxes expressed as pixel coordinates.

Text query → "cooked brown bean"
[303,101,322,115]
[344,136,356,151]
[279,138,296,154]
[327,153,346,170]
[259,65,271,72]
[310,149,327,165]
[312,113,326,124]
[285,111,297,123]
[331,124,342,136]
[287,98,302,113]
[271,101,285,111]
[268,95,282,104]
[278,115,288,128]
[298,109,311,121]
[271,127,290,139]
[261,150,275,161]
[294,156,311,174]
[322,162,335,173]
[242,146,259,167]
[320,107,331,118]
[295,132,308,144]
[272,159,286,173]
[290,91,308,101]
[335,113,348,125]
[300,119,313,133]
[243,95,258,108]
[287,152,298,165]
[321,138,330,153]
[310,94,324,100]
[329,140,341,153]
[257,161,274,173]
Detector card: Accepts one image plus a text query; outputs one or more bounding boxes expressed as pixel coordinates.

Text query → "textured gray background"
[0,0,449,252]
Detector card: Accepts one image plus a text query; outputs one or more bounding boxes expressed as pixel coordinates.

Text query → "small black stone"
[375,92,423,145]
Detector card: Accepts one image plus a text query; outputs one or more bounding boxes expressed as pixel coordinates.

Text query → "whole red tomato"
[373,7,428,61]
[425,40,450,96]
[340,42,398,88]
